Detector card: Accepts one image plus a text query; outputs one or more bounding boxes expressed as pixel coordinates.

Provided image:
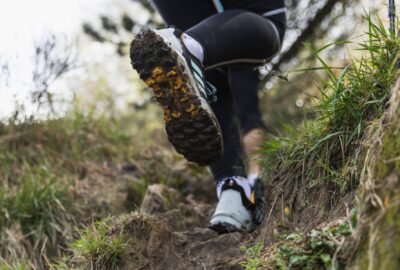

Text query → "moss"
[350,243,369,270]
[352,204,400,269]
[375,122,400,179]
[373,122,400,268]
[350,113,400,269]
[374,205,400,269]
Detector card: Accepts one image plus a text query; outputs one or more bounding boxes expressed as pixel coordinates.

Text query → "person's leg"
[229,67,265,183]
[207,68,245,180]
[148,0,247,181]
[185,9,283,69]
[147,1,283,176]
[150,0,215,31]
[131,0,286,232]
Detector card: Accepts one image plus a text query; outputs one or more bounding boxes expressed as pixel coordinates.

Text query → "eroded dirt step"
[110,213,245,270]
[111,184,247,269]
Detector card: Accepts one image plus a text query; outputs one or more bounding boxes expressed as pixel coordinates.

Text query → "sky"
[0,0,150,120]
[0,0,109,62]
[0,0,98,119]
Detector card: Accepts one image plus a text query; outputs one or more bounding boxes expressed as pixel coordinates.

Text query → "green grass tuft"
[70,219,128,269]
[0,166,75,236]
[240,243,265,270]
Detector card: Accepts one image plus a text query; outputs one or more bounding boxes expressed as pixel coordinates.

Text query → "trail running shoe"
[209,176,265,233]
[130,28,223,166]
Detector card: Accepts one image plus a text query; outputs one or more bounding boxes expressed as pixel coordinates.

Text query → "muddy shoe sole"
[209,222,243,234]
[130,30,223,166]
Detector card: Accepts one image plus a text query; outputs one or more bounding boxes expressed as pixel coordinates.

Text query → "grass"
[69,219,129,269]
[0,262,30,270]
[241,211,357,270]
[0,166,76,261]
[0,109,163,268]
[240,243,264,270]
[251,14,400,270]
[261,15,400,197]
[0,104,208,268]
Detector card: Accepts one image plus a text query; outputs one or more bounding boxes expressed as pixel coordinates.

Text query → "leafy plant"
[261,220,354,270]
[240,243,265,270]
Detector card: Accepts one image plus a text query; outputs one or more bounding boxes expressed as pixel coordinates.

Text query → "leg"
[130,1,286,233]
[150,0,215,30]
[149,1,278,178]
[229,67,265,181]
[207,68,245,180]
[131,36,252,231]
[186,10,282,68]
[150,0,247,180]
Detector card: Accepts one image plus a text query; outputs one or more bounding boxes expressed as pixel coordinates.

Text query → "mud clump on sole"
[130,30,223,166]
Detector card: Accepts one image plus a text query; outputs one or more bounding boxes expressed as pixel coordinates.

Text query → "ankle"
[216,176,251,201]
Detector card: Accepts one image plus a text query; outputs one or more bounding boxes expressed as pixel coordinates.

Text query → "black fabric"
[221,0,286,39]
[186,10,281,67]
[206,68,246,179]
[150,0,216,31]
[150,0,285,181]
[230,66,265,134]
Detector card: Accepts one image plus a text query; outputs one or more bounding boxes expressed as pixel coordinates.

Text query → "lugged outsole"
[208,222,243,234]
[130,30,223,166]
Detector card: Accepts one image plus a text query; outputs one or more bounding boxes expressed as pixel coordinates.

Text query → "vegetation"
[261,15,400,198]
[240,243,264,270]
[0,98,214,268]
[0,262,29,270]
[241,209,357,269]
[240,15,400,270]
[69,219,129,269]
[0,112,125,266]
[0,108,169,267]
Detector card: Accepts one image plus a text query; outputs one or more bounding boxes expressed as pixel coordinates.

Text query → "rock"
[140,184,182,215]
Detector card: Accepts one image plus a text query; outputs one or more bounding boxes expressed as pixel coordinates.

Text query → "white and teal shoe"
[130,27,222,166]
[209,176,265,233]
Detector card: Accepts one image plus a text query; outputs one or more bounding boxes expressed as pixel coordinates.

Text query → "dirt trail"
[79,79,400,269]
[111,176,349,269]
[112,183,249,270]
[70,144,351,270]
[78,151,350,270]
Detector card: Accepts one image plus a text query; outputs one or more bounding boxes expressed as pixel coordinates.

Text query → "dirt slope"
[114,184,246,269]
[79,80,400,270]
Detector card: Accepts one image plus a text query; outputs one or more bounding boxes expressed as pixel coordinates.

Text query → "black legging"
[150,0,286,180]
